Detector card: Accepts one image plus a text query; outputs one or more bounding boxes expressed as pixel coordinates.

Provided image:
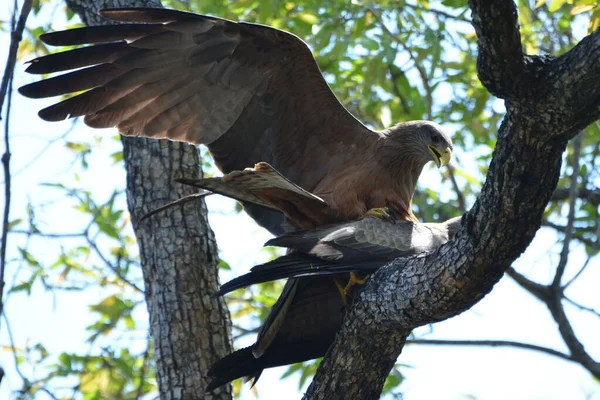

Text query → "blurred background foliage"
[1,0,598,398]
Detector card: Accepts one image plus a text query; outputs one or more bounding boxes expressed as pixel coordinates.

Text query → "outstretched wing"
[19,7,375,191]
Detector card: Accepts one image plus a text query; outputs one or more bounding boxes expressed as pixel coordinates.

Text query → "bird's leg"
[333,277,348,306]
[361,207,395,222]
[343,272,368,296]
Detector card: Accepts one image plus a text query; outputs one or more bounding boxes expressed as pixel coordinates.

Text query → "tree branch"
[370,8,433,118]
[553,133,582,287]
[0,0,33,332]
[447,164,467,213]
[542,221,599,250]
[547,293,600,378]
[508,268,600,379]
[307,326,409,399]
[541,28,600,137]
[407,339,573,363]
[551,187,600,207]
[467,0,524,98]
[506,267,550,302]
[564,296,600,319]
[304,2,600,397]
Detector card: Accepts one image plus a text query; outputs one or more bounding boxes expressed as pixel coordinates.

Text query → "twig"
[563,255,591,289]
[446,164,467,213]
[370,7,433,119]
[542,221,598,249]
[12,120,78,178]
[551,187,600,207]
[11,229,87,238]
[2,312,27,382]
[404,3,471,23]
[508,268,600,379]
[0,0,34,330]
[407,339,573,362]
[40,388,60,400]
[138,191,212,223]
[387,65,411,115]
[86,237,143,293]
[564,296,600,319]
[553,133,583,288]
[546,293,600,378]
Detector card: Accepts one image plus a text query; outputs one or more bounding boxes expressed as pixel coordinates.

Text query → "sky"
[1,1,599,400]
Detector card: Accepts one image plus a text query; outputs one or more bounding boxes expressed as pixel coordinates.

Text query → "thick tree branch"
[308,325,409,399]
[304,2,600,398]
[540,28,600,137]
[467,0,524,98]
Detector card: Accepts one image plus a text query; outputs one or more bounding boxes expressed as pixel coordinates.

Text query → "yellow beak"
[428,146,452,168]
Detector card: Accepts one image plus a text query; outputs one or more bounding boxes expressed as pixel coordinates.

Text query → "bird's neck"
[383,147,427,197]
[375,144,428,220]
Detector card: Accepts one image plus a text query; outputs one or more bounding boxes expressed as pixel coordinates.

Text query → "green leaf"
[218,259,231,270]
[548,0,567,12]
[19,248,40,267]
[7,218,23,231]
[296,11,318,25]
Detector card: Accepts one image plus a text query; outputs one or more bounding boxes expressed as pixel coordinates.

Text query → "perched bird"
[19,7,453,235]
[206,212,462,390]
[18,6,457,391]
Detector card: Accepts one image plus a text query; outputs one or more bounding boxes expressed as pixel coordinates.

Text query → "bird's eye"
[431,134,441,144]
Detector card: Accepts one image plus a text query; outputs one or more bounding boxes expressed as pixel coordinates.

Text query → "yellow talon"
[343,272,368,296]
[362,207,393,221]
[333,276,348,306]
[334,273,369,305]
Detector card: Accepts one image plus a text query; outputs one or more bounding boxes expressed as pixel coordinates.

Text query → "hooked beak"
[428,146,452,168]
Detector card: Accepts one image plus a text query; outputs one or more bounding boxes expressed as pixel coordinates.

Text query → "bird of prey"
[206,213,462,390]
[18,6,457,391]
[19,7,453,235]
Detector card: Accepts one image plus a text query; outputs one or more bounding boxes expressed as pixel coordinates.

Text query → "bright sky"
[1,2,599,400]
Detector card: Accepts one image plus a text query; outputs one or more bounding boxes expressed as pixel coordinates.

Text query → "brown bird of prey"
[206,212,462,390]
[19,7,453,235]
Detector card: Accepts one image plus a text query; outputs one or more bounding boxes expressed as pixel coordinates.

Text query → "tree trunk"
[64,1,233,399]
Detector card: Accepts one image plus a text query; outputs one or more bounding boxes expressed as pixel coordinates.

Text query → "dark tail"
[206,347,263,392]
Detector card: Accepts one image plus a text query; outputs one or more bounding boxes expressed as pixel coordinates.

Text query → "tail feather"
[206,347,262,392]
[206,338,334,391]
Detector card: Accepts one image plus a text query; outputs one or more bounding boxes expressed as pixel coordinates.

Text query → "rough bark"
[304,1,600,398]
[63,1,233,399]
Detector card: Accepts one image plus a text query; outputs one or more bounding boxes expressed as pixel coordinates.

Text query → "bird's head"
[382,121,453,168]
